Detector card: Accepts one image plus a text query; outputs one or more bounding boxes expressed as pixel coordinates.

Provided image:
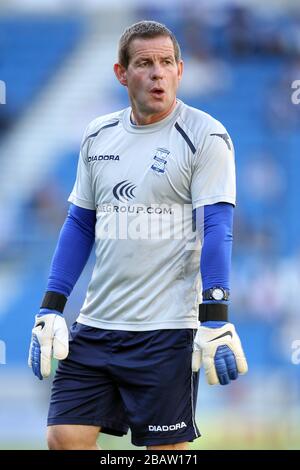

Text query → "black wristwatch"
[203,287,229,302]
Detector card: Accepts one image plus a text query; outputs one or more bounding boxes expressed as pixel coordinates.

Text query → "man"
[28,21,248,450]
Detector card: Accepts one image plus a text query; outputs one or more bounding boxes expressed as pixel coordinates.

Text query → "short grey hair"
[118,20,181,68]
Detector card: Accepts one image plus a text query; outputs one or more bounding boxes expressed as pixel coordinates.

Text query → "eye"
[138,61,149,67]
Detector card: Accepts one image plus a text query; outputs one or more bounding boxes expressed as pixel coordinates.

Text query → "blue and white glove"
[28,312,69,380]
[192,321,248,385]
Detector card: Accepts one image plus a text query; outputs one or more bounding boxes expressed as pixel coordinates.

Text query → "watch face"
[212,288,224,301]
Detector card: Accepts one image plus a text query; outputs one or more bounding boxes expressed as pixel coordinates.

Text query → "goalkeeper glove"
[192,321,248,385]
[28,312,69,380]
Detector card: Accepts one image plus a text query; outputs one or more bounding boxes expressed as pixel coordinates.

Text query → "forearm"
[198,202,233,322]
[41,204,96,312]
[193,204,248,384]
[200,202,233,293]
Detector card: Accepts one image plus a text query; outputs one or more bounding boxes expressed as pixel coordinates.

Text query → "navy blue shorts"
[48,323,200,447]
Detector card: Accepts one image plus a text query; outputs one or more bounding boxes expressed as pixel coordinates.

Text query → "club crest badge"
[151,148,170,174]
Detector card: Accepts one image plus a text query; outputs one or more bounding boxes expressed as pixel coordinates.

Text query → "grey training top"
[68,100,236,331]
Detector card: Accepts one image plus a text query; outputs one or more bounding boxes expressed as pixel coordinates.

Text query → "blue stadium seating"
[0,17,85,118]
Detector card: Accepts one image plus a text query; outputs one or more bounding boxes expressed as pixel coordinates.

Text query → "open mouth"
[150,88,165,97]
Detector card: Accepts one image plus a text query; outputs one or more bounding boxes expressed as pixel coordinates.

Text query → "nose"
[150,63,164,80]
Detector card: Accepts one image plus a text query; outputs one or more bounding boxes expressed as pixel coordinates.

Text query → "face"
[114,35,183,125]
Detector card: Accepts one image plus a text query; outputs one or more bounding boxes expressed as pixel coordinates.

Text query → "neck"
[131,99,177,125]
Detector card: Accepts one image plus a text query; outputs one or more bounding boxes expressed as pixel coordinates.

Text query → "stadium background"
[0,0,299,450]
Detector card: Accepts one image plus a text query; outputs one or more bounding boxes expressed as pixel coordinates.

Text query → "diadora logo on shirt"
[148,422,187,432]
[88,154,120,162]
[113,180,137,203]
[151,147,170,174]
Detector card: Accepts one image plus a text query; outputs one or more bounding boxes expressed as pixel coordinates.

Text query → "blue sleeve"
[198,202,233,293]
[45,203,96,297]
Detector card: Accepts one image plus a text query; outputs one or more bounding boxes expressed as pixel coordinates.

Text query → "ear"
[177,60,184,82]
[114,63,127,87]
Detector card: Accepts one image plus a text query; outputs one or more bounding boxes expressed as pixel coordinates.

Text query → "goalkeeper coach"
[29,20,248,450]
